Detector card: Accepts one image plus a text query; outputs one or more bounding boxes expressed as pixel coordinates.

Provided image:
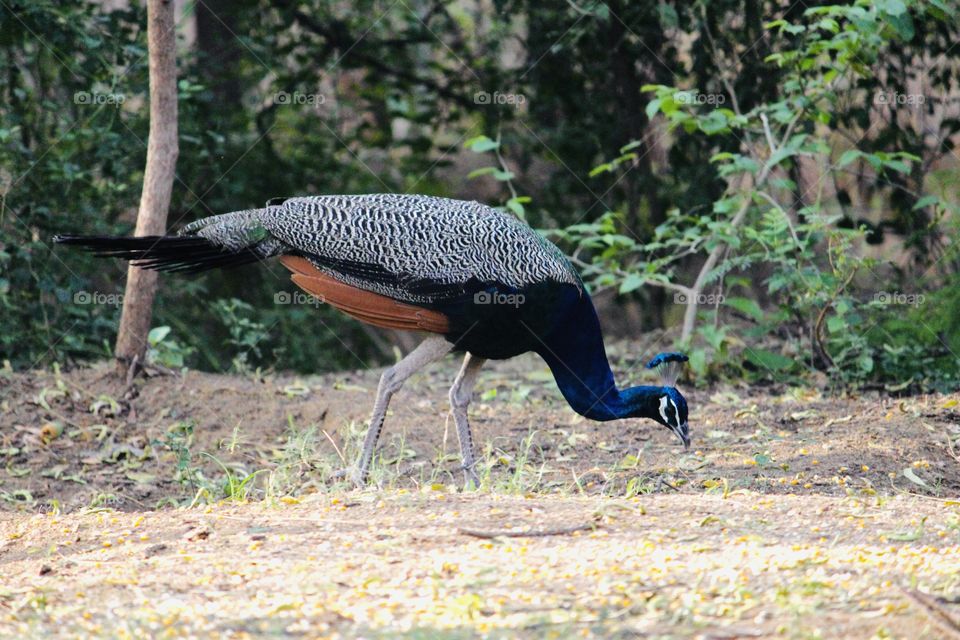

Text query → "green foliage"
[0,1,449,372]
[465,134,530,219]
[146,326,194,369]
[152,419,264,504]
[3,0,958,392]
[0,1,147,367]
[557,1,960,391]
[200,452,262,502]
[213,298,269,373]
[153,420,203,491]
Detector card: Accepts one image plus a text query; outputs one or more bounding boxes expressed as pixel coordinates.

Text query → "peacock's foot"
[461,463,482,492]
[330,467,366,488]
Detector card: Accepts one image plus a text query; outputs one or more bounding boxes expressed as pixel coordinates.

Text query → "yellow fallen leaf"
[40,421,63,443]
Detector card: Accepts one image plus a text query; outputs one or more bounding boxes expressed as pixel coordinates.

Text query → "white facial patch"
[659,396,678,426]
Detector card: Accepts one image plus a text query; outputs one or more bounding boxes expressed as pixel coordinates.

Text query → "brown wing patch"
[279,256,450,333]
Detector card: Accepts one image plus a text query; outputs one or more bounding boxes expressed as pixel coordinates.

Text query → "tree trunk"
[114,0,179,376]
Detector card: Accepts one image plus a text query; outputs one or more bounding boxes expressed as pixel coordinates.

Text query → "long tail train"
[51,235,264,274]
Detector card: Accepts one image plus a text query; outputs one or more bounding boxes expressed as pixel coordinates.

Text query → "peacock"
[55,194,690,487]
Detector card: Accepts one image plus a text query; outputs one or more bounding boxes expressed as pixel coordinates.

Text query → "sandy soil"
[0,352,958,638]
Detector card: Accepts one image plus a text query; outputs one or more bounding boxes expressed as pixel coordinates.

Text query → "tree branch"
[288,7,476,109]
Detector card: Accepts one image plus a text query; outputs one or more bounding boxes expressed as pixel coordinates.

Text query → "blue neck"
[536,292,663,422]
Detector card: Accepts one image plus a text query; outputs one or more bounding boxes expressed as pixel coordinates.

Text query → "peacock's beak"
[672,422,690,450]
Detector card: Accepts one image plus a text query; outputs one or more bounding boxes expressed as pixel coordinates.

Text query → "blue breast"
[438,280,584,360]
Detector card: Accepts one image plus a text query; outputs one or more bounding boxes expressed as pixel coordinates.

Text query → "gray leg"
[351,336,452,485]
[449,353,486,489]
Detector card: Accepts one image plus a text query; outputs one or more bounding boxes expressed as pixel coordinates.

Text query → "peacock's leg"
[350,335,452,485]
[449,353,486,489]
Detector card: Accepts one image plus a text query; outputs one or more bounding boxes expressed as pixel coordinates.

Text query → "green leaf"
[912,195,940,210]
[902,467,929,488]
[656,3,678,28]
[699,111,729,135]
[881,0,908,16]
[589,163,613,177]
[838,149,862,167]
[818,18,839,33]
[505,197,526,218]
[726,297,764,322]
[864,154,883,171]
[465,136,499,153]
[466,167,497,179]
[713,197,740,214]
[645,98,662,120]
[148,326,171,346]
[883,159,911,174]
[744,348,794,372]
[618,273,646,294]
[885,10,915,39]
[826,316,846,333]
[929,0,955,18]
[659,96,679,116]
[688,349,708,378]
[766,147,797,168]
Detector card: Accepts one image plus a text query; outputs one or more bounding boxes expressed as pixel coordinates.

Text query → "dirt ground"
[1,350,959,638]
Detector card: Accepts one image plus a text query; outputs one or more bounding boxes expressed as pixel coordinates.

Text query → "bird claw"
[330,467,366,488]
[461,463,481,492]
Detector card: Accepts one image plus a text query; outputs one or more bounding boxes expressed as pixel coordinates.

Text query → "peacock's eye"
[658,395,680,427]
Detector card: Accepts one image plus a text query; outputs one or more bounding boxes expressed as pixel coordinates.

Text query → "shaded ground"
[1,351,959,637]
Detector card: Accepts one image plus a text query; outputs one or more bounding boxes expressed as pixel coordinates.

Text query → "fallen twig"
[888,476,958,503]
[945,428,960,464]
[459,522,596,539]
[142,362,181,378]
[901,588,960,640]
[658,477,681,492]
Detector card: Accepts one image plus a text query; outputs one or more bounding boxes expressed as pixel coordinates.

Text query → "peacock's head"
[644,353,690,449]
[655,386,689,449]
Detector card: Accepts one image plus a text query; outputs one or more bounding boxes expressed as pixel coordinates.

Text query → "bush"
[553,1,960,392]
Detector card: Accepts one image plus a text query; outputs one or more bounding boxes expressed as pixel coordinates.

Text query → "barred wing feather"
[260,194,580,304]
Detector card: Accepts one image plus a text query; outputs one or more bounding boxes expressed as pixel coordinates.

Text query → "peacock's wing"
[261,194,581,306]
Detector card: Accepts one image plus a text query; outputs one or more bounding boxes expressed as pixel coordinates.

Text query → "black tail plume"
[52,235,262,274]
